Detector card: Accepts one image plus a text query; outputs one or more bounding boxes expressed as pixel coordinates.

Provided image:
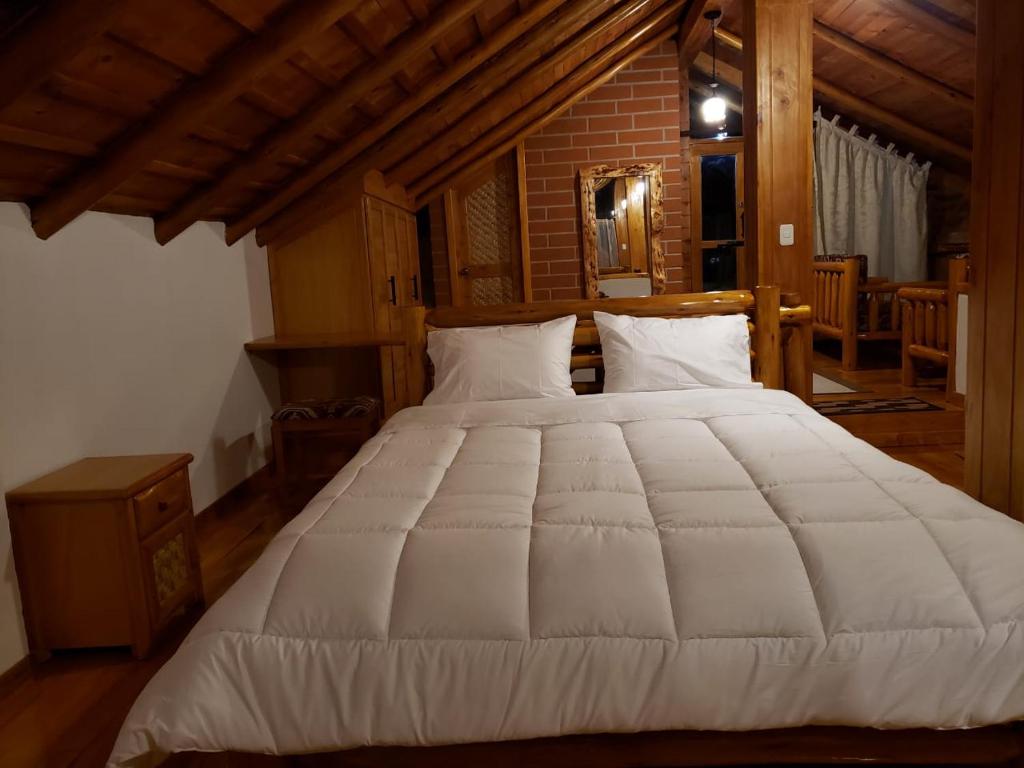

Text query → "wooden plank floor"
[0,357,967,766]
[812,345,965,489]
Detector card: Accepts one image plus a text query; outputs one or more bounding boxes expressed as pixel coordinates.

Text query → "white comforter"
[110,389,1024,766]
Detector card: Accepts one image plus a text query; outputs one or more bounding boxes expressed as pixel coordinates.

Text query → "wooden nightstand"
[6,454,204,660]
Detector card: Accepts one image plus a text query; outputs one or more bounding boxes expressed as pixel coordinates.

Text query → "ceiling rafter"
[389,0,665,188]
[679,0,721,67]
[27,0,365,240]
[411,12,683,206]
[694,36,971,165]
[0,0,130,114]
[402,0,456,66]
[232,0,590,245]
[811,21,972,112]
[154,0,490,245]
[881,0,975,49]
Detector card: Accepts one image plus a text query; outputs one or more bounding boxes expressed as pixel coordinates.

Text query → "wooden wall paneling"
[965,0,1024,518]
[28,0,364,240]
[516,143,533,303]
[267,202,379,403]
[742,0,814,398]
[0,0,130,113]
[153,0,490,245]
[233,0,569,245]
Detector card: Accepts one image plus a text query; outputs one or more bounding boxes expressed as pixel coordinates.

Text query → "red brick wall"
[524,40,690,301]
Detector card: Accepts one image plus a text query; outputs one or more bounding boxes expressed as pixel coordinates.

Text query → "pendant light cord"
[711,16,718,85]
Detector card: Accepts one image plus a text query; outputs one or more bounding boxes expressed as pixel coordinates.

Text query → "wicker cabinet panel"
[141,514,200,630]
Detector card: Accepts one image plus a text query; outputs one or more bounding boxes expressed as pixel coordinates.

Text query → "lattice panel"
[465,164,515,268]
[152,533,189,607]
[470,275,516,305]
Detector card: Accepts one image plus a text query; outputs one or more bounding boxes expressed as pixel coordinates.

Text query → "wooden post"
[742,0,814,397]
[840,258,859,371]
[403,306,428,407]
[965,0,1024,518]
[901,300,916,387]
[754,285,781,389]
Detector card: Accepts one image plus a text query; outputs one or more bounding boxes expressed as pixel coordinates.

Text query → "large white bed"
[109,387,1024,767]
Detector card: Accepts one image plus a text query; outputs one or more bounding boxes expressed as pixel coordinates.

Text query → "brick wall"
[525,40,690,301]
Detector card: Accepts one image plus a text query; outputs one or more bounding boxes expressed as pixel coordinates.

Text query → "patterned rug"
[813,397,943,417]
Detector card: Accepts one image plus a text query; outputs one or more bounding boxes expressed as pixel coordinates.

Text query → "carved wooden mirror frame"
[579,162,665,298]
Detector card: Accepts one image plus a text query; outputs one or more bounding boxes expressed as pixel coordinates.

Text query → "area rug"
[813,397,943,417]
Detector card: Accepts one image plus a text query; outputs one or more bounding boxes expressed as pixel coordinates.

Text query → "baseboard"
[0,653,31,700]
[195,463,274,534]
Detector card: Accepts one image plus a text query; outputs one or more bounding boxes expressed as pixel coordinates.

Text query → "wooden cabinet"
[267,175,423,418]
[6,454,203,660]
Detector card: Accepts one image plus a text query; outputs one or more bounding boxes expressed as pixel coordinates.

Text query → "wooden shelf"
[244,333,405,352]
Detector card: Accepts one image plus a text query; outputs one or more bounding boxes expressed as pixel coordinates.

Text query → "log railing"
[813,256,939,370]
[898,257,970,397]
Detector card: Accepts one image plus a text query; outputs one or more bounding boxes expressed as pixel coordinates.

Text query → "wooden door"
[364,195,420,417]
[690,138,745,292]
[444,151,525,306]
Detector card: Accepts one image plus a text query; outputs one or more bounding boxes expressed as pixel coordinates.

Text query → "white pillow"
[424,315,577,405]
[593,311,759,392]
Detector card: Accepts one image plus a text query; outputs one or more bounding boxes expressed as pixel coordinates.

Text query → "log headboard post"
[753,285,782,389]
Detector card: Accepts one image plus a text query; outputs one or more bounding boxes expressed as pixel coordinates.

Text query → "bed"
[109,289,1024,767]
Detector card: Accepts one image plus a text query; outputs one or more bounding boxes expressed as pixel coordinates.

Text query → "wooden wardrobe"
[265,173,424,418]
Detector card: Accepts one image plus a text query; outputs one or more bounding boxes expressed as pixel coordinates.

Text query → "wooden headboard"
[412,286,812,401]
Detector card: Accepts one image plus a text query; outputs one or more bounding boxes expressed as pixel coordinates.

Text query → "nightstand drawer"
[134,468,190,539]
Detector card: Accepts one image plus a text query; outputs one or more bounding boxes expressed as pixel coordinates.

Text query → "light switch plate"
[779,223,795,246]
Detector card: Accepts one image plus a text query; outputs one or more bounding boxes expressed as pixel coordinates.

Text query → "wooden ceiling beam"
[408,4,685,203]
[154,0,489,245]
[881,0,975,50]
[0,0,129,114]
[693,51,742,89]
[813,78,972,163]
[28,0,364,240]
[679,0,719,66]
[390,0,664,187]
[812,21,973,112]
[231,0,585,245]
[694,38,972,165]
[413,27,679,209]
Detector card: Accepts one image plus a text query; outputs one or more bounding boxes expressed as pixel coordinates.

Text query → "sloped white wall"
[0,204,280,675]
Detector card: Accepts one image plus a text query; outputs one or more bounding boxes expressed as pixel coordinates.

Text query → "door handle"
[411,274,419,301]
[457,267,470,277]
[388,275,397,305]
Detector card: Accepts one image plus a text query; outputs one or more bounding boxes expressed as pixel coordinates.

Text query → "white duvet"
[110,389,1024,766]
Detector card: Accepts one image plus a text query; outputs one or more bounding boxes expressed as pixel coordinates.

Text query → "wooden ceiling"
[689,0,974,171]
[0,0,690,245]
[0,0,974,246]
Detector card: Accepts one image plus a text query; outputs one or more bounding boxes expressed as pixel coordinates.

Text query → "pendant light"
[700,9,727,125]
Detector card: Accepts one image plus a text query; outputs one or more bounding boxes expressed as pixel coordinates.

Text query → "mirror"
[579,162,665,298]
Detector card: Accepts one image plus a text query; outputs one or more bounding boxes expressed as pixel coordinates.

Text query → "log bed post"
[754,285,782,389]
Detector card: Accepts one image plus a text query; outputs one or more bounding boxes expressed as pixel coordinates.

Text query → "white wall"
[0,204,280,674]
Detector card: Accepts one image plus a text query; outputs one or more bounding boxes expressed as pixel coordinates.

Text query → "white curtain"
[813,110,930,281]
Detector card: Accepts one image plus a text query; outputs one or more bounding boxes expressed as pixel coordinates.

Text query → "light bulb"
[701,94,726,125]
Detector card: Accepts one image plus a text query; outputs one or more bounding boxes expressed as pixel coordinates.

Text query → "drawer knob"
[157,500,169,512]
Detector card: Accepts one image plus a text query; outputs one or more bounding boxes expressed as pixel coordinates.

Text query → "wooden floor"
[0,352,967,767]
[812,343,965,489]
